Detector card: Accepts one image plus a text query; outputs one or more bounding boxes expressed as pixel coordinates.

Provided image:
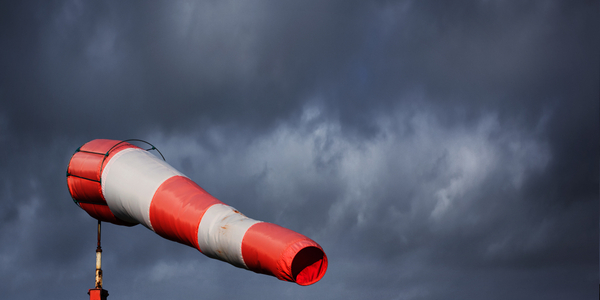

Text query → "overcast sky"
[0,1,598,299]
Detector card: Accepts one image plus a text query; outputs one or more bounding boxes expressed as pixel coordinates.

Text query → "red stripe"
[68,151,105,182]
[67,139,140,225]
[67,176,104,205]
[67,151,106,205]
[241,222,328,285]
[149,176,224,250]
[79,139,130,154]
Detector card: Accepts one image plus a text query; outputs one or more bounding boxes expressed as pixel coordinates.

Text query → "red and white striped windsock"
[66,139,327,285]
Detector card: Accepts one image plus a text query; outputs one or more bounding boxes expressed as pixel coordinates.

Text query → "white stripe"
[197,204,261,268]
[101,148,183,230]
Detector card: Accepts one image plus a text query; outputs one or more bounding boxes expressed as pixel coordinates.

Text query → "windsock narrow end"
[291,246,328,286]
[241,223,328,285]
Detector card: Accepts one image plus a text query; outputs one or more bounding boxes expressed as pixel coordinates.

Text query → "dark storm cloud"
[0,1,597,299]
[1,0,369,140]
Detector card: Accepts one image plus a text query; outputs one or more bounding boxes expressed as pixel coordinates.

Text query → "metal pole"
[89,220,109,300]
[95,220,103,289]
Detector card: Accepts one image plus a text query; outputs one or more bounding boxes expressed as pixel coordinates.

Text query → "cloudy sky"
[0,1,598,299]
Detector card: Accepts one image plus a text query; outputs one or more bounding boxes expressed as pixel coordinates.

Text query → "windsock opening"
[291,246,328,286]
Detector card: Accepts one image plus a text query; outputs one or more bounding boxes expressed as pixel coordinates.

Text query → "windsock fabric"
[67,139,327,285]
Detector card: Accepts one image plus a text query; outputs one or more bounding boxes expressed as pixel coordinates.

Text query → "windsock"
[66,139,327,285]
